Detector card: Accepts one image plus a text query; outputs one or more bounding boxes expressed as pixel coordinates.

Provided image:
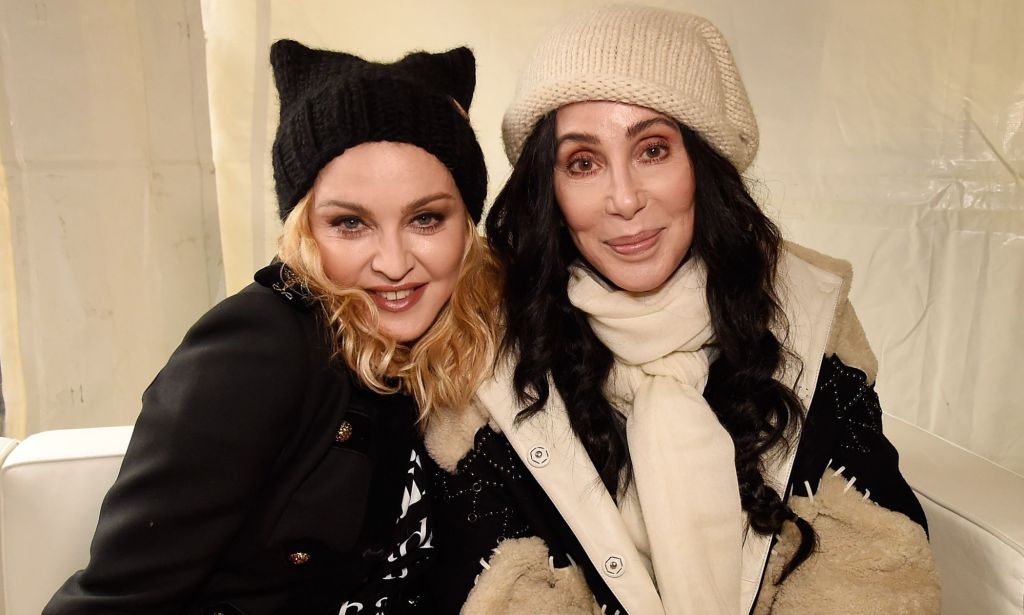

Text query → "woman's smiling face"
[308,141,468,343]
[553,101,696,293]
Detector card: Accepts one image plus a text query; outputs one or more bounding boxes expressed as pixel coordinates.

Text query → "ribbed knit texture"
[270,40,487,221]
[567,259,743,614]
[503,5,759,171]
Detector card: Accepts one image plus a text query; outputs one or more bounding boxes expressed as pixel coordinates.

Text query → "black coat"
[45,268,428,615]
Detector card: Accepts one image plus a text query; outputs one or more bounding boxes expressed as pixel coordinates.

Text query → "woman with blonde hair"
[426,5,939,614]
[46,40,497,614]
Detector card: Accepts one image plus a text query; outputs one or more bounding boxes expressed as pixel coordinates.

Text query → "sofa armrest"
[884,414,1024,615]
[0,426,132,615]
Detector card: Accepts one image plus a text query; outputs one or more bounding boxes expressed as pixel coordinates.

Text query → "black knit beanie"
[270,40,487,222]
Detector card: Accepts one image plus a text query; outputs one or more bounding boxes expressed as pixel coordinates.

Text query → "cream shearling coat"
[426,245,938,614]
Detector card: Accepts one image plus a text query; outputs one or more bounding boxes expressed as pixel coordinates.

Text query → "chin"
[380,322,428,345]
[606,264,675,293]
[616,279,663,293]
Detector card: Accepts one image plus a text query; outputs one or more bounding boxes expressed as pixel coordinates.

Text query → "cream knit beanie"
[503,4,759,171]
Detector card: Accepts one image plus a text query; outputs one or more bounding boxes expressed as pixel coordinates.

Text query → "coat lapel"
[738,249,844,614]
[476,363,666,615]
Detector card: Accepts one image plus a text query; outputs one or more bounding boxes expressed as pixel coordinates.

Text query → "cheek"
[670,164,696,215]
[419,233,467,282]
[555,183,602,242]
[312,232,362,287]
[670,186,696,260]
[440,242,466,282]
[679,188,697,246]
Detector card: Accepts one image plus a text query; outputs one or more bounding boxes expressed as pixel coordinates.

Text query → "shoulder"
[202,282,308,326]
[133,281,348,471]
[795,354,882,468]
[793,354,929,529]
[782,242,878,383]
[808,354,881,435]
[149,282,332,413]
[185,283,319,355]
[782,241,854,286]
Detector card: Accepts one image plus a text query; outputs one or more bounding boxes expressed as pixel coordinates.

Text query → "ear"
[396,47,477,112]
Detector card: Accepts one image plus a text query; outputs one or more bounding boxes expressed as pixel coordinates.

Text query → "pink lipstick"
[368,284,425,312]
[606,229,662,256]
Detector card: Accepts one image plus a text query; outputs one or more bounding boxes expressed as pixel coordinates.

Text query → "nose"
[371,233,415,281]
[606,165,646,219]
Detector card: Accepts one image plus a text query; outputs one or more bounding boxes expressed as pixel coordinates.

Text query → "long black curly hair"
[485,112,815,581]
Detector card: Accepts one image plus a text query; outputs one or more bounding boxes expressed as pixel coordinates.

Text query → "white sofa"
[883,415,1024,614]
[0,436,19,615]
[0,427,133,615]
[0,419,1021,614]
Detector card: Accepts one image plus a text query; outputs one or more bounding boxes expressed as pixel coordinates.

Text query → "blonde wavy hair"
[278,193,501,426]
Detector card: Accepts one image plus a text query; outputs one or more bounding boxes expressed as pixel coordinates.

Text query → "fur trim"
[784,241,878,383]
[754,468,940,614]
[462,537,602,615]
[828,299,878,383]
[423,399,489,473]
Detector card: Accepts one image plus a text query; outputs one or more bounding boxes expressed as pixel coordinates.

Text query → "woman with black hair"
[425,5,939,614]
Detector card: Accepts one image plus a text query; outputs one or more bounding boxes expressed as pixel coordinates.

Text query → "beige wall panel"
[0,156,27,438]
[0,0,220,435]
[736,0,1024,473]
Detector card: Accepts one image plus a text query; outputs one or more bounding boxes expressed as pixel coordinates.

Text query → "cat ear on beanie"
[440,46,477,112]
[270,39,363,108]
[395,46,477,113]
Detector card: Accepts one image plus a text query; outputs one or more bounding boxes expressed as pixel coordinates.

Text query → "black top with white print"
[339,444,436,614]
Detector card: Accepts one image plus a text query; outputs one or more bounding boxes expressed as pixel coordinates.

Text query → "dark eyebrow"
[555,131,600,149]
[555,117,677,149]
[626,116,678,138]
[315,192,455,216]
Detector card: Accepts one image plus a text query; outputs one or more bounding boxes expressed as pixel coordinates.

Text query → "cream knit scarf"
[567,258,743,615]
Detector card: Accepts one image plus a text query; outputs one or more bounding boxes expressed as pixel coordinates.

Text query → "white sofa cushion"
[884,414,1024,614]
[0,435,19,615]
[0,426,132,615]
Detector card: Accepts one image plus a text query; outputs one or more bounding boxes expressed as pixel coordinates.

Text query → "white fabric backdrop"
[199,0,1024,475]
[0,0,1020,477]
[0,0,221,435]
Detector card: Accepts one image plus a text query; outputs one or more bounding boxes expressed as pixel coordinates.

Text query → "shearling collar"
[783,242,876,383]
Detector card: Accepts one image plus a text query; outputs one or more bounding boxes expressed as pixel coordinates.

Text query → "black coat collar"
[254,260,318,311]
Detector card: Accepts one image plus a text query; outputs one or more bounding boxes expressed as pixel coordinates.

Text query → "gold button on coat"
[335,420,354,443]
[288,551,311,565]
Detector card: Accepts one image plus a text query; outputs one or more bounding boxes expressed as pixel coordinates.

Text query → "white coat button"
[528,446,550,467]
[603,555,625,577]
